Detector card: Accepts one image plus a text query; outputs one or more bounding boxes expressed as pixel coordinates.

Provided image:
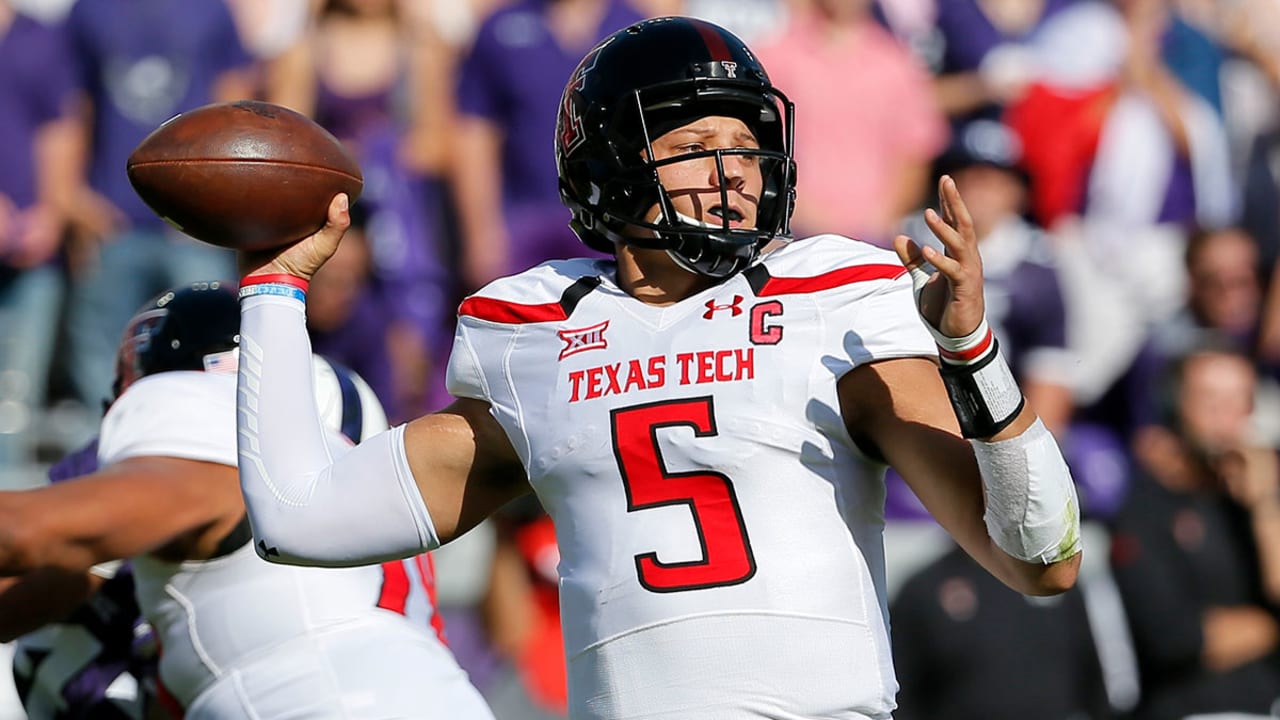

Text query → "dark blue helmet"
[556,17,796,279]
[112,282,239,399]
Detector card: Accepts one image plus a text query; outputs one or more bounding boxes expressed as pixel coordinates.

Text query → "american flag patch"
[203,348,240,374]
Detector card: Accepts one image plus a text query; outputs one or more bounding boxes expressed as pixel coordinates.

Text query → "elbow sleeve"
[975,418,1082,565]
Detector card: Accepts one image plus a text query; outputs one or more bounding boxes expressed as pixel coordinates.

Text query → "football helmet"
[556,16,796,279]
[112,282,240,399]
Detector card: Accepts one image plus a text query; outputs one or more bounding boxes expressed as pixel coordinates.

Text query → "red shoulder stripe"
[458,296,569,324]
[756,263,907,297]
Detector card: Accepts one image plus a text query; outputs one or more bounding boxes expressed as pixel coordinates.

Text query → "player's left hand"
[893,175,986,339]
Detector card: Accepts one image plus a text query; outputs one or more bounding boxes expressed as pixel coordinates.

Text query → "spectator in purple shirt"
[452,0,643,290]
[0,0,78,468]
[59,0,255,409]
[268,0,415,149]
[361,127,458,418]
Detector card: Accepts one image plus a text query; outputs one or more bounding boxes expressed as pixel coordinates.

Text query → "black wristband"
[939,339,1026,439]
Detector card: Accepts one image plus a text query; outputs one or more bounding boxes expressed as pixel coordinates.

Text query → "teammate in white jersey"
[231,16,1083,720]
[0,283,492,719]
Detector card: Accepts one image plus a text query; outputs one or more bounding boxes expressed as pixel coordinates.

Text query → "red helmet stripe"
[693,21,732,62]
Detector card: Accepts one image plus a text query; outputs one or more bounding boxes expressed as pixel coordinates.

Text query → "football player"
[4,436,157,720]
[233,17,1083,719]
[0,283,492,719]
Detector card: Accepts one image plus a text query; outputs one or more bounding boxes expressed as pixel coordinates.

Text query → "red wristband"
[240,273,309,293]
[938,327,995,364]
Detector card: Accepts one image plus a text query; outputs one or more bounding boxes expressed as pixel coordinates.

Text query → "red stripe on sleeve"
[458,296,569,324]
[757,264,907,296]
[377,561,411,615]
[415,554,449,646]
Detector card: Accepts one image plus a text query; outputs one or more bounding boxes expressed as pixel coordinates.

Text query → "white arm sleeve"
[237,293,439,567]
[975,418,1082,565]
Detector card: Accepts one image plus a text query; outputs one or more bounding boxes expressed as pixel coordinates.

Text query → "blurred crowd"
[3,0,1280,718]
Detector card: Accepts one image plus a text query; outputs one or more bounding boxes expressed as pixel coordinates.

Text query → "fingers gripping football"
[239,194,351,281]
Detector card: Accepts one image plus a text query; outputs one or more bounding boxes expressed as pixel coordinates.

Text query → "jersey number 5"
[611,397,756,593]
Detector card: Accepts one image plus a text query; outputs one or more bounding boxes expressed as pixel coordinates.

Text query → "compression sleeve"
[236,290,439,567]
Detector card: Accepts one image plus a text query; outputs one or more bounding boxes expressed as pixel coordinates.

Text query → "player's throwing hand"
[238,193,351,281]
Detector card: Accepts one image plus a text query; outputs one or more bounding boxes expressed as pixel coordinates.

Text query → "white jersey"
[99,370,490,719]
[448,235,936,719]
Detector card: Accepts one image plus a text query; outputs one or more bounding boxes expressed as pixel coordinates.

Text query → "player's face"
[644,116,763,231]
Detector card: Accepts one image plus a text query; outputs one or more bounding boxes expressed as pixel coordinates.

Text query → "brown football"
[127,100,363,251]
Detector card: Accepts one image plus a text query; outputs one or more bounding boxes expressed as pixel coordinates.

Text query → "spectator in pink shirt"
[755,0,948,246]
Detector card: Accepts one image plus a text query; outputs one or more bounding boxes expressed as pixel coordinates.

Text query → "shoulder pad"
[99,372,238,467]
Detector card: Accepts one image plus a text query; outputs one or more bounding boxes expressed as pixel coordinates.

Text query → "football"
[127,100,363,251]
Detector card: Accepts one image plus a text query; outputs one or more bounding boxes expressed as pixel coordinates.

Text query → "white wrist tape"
[975,417,1082,565]
[238,293,439,567]
[905,262,996,364]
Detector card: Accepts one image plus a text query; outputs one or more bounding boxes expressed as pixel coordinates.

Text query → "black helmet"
[556,16,796,279]
[112,281,240,399]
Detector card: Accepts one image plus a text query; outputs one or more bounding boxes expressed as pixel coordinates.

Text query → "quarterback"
[234,17,1082,719]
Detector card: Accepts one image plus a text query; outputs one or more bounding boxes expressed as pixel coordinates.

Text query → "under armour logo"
[703,295,744,320]
[721,61,738,78]
[559,320,609,360]
[257,540,280,558]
